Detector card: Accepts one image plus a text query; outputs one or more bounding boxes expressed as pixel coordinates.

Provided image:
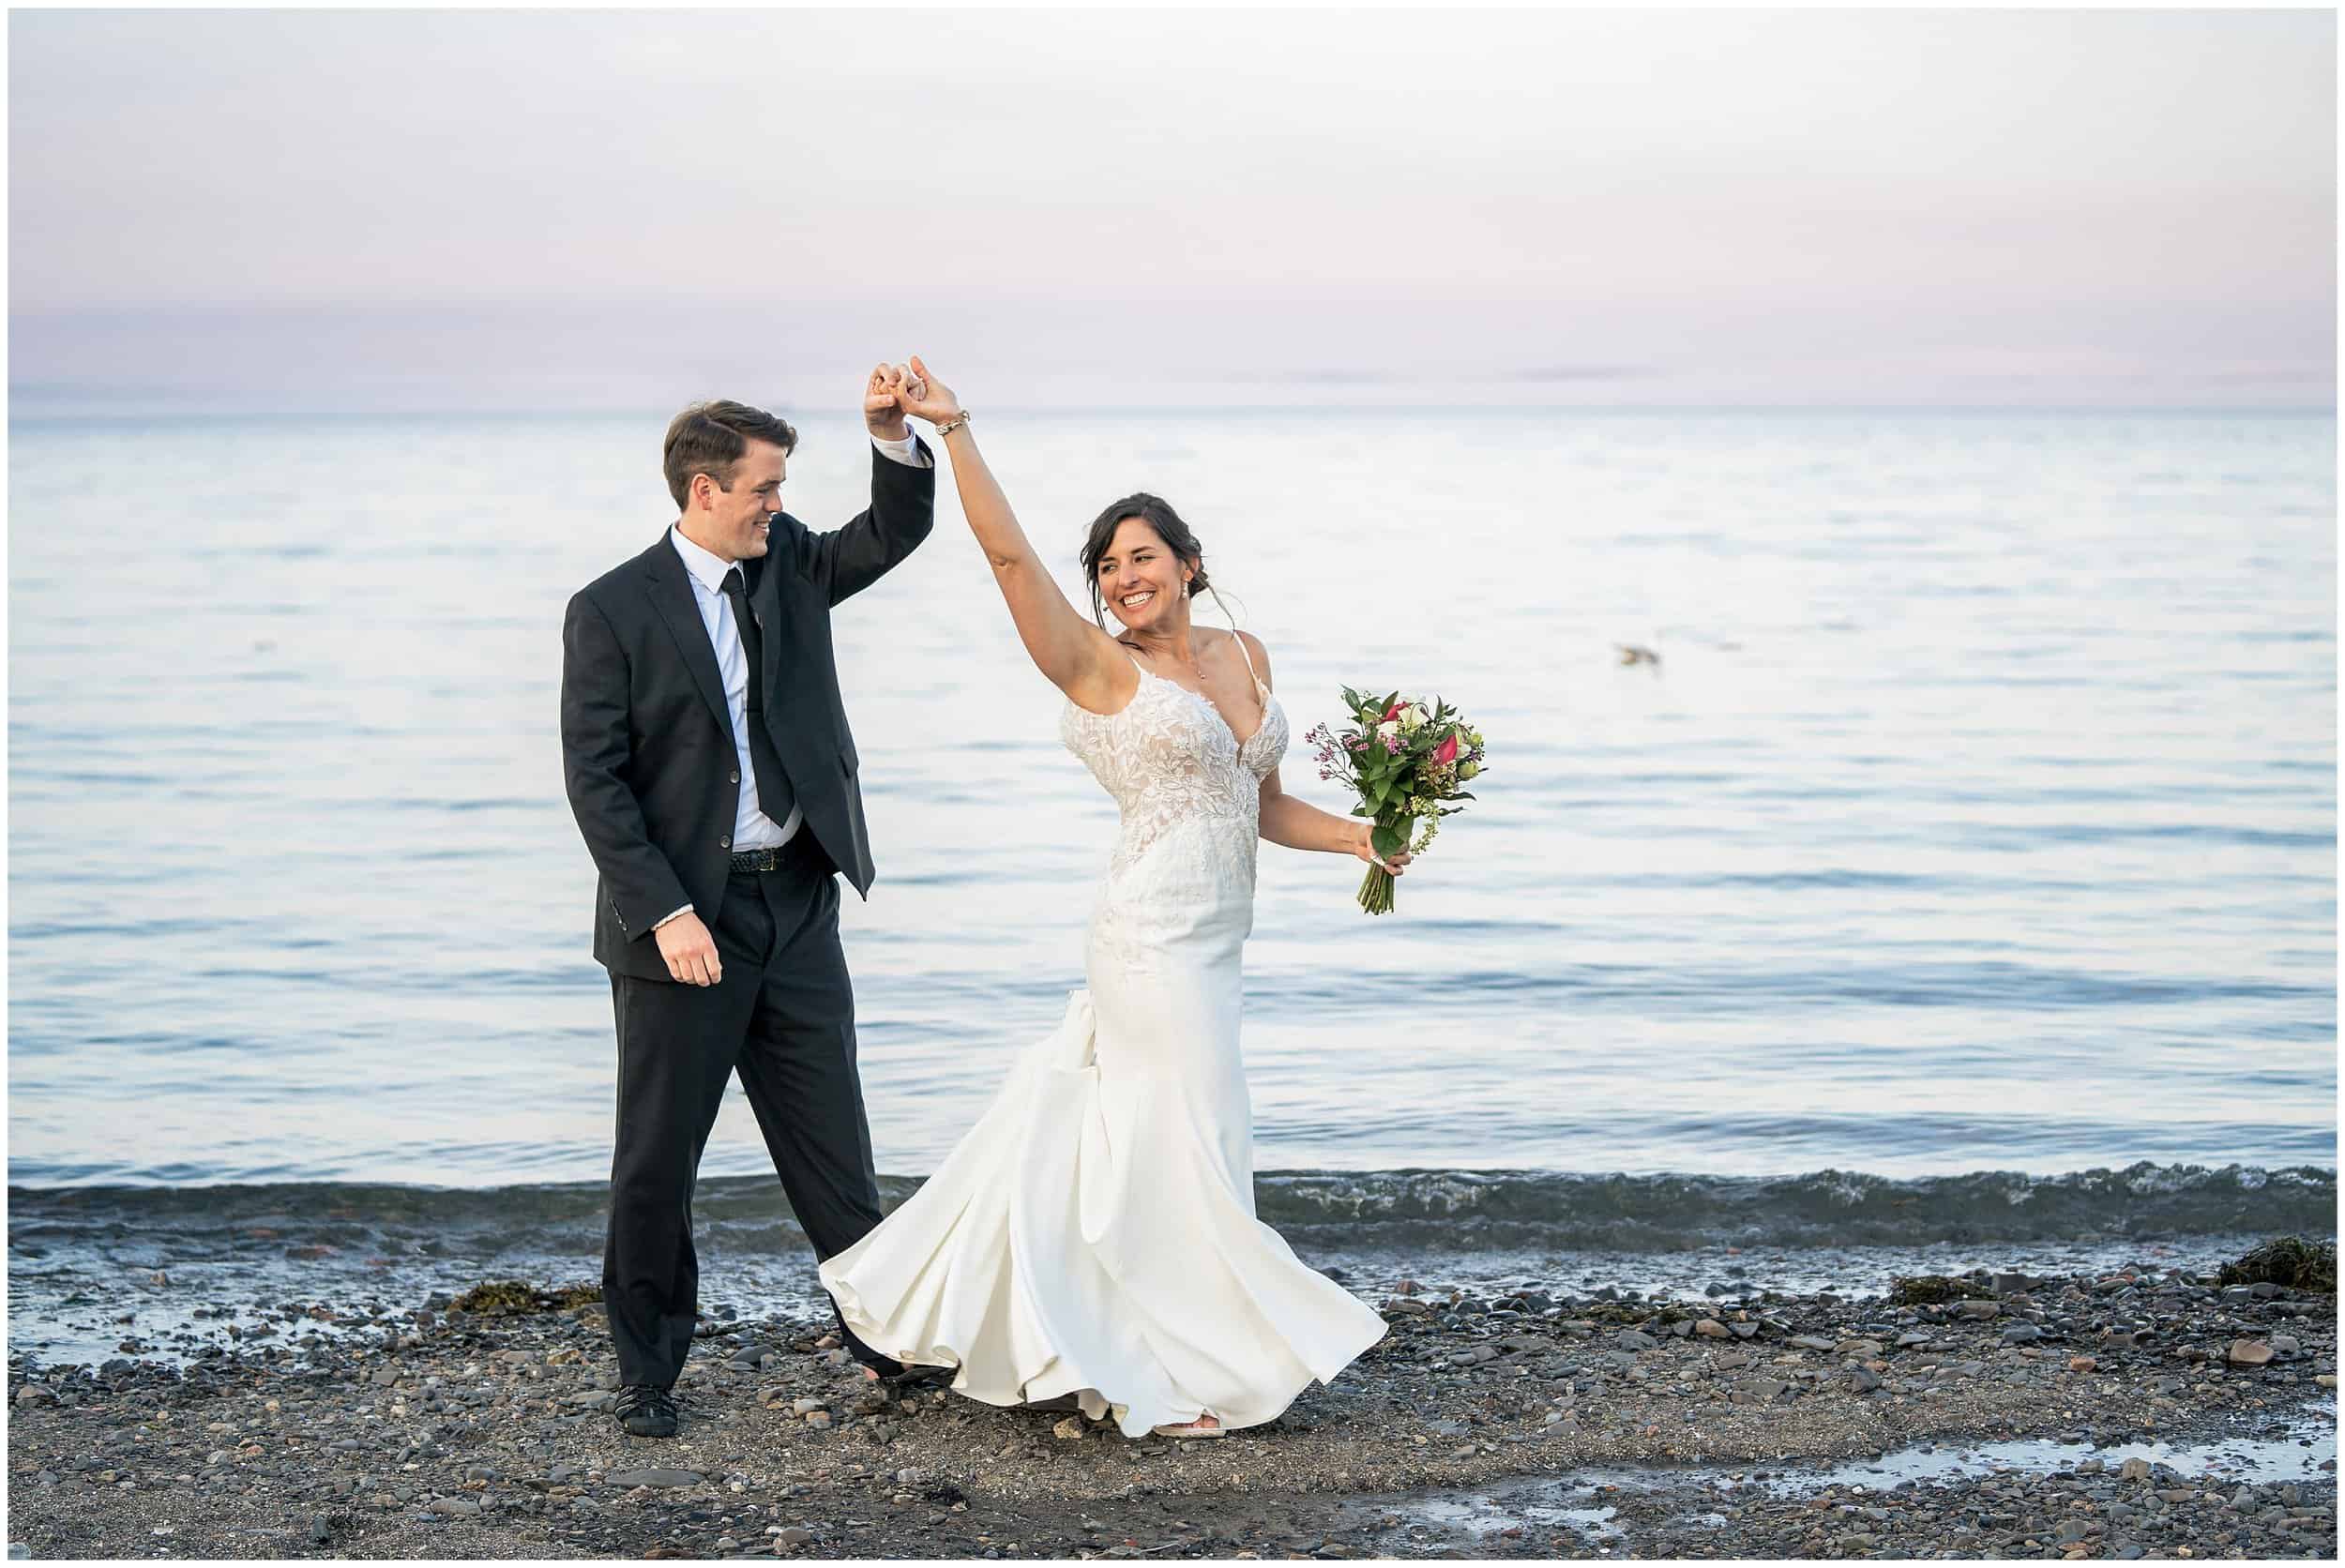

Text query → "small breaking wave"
[8,1160,2331,1264]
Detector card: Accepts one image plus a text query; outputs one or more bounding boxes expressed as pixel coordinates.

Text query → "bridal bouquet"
[1304,688,1487,916]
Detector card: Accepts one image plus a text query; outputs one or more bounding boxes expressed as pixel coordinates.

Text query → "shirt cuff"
[871,430,930,470]
[652,904,693,930]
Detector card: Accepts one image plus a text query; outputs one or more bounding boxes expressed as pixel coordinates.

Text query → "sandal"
[1150,1413,1226,1440]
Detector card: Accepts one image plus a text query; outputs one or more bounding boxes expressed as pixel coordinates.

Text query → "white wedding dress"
[817,647,1387,1437]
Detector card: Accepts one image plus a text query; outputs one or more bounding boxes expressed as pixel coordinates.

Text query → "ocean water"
[7,408,2335,1196]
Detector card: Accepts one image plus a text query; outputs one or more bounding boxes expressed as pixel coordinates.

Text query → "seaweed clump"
[1569,1300,1708,1328]
[1887,1274,1968,1305]
[2216,1236,2337,1294]
[449,1279,604,1317]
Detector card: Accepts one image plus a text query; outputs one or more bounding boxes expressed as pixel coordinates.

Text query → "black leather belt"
[729,832,833,878]
[729,844,792,873]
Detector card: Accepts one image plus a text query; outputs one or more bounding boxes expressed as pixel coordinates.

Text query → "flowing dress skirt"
[817,817,1387,1437]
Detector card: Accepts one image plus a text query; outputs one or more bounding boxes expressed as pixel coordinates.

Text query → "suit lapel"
[640,533,734,740]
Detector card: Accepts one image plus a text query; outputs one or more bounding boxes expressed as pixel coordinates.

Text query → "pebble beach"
[8,1244,2335,1560]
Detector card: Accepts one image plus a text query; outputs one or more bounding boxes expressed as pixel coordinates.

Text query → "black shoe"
[885,1362,954,1392]
[861,1360,954,1395]
[614,1382,678,1438]
[843,1333,951,1391]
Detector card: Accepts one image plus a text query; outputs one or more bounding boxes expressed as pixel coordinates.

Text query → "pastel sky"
[8,8,2336,410]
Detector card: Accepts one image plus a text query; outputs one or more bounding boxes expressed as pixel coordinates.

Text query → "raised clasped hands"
[888,355,962,430]
[865,357,960,440]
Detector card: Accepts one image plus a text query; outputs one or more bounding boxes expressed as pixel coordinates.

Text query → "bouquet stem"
[1357,863,1396,915]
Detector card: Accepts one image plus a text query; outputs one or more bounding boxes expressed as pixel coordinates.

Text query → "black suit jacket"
[560,440,935,979]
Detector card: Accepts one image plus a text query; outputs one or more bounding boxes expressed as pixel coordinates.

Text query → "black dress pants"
[601,830,898,1388]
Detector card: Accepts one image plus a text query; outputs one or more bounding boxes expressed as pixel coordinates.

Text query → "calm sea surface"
[8,409,2337,1195]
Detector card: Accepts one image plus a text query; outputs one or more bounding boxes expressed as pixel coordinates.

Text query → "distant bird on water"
[1615,643,1662,667]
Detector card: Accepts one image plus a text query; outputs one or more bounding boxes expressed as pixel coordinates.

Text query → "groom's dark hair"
[663,400,799,509]
[1081,493,1213,631]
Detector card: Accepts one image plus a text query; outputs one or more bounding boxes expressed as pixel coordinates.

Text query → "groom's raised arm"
[560,590,691,934]
[780,433,937,608]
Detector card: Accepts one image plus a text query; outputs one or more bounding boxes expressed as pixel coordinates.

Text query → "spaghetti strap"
[1225,628,1266,695]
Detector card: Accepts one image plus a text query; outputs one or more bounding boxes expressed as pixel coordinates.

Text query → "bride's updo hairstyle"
[1080,493,1213,630]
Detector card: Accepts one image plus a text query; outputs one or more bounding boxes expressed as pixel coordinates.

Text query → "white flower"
[1399,703,1430,731]
[1375,720,1399,742]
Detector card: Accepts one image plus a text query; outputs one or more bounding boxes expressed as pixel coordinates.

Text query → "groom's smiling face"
[691,438,787,563]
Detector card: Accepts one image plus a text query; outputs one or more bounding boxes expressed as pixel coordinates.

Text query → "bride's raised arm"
[888,357,1134,716]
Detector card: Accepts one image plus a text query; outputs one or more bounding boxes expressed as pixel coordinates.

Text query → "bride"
[818,358,1407,1440]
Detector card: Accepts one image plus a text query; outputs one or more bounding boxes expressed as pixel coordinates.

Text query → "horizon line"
[7,400,2337,423]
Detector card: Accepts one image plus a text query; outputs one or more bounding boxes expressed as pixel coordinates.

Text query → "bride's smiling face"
[1097,518,1192,632]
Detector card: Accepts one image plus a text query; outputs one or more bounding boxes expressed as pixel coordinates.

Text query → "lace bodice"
[1060,667,1289,880]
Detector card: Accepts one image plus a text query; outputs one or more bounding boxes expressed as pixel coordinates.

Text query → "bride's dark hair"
[1079,493,1213,630]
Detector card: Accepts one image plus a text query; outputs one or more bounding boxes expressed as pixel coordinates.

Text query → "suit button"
[729,771,740,784]
[719,836,732,849]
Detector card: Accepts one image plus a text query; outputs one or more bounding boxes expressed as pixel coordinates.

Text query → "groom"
[559,368,933,1438]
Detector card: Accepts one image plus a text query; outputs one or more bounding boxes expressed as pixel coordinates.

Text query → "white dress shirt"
[654,430,930,931]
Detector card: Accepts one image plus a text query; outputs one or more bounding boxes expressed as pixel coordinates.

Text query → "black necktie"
[720,567,795,828]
